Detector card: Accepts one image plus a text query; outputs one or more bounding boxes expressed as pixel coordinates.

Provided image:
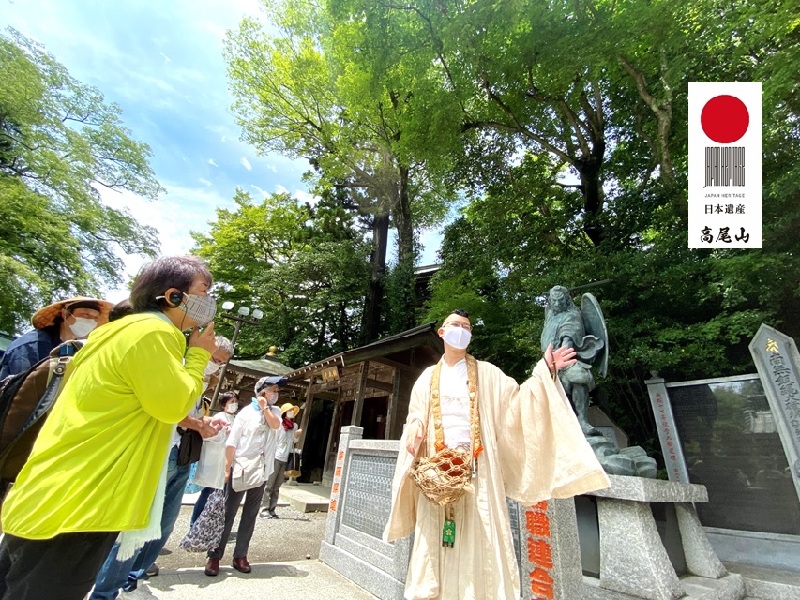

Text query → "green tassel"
[442,518,456,548]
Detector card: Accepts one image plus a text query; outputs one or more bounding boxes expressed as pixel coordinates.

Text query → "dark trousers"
[0,530,118,600]
[207,472,265,560]
[190,486,215,527]
[262,458,288,513]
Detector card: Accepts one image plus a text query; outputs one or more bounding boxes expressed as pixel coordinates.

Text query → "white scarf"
[114,444,170,561]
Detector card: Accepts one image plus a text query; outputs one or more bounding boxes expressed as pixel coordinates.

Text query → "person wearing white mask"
[205,375,287,577]
[384,309,610,600]
[0,256,218,600]
[0,296,112,379]
[90,336,233,599]
[189,391,240,527]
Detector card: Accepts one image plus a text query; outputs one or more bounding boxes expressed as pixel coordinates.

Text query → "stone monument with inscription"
[646,323,800,571]
[748,323,800,500]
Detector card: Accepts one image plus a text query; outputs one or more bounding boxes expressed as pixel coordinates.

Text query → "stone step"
[681,574,745,600]
[279,482,331,513]
[583,574,746,600]
[724,562,800,600]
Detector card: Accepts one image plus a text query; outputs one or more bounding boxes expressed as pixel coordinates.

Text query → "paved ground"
[118,495,378,599]
[154,501,326,570]
[124,561,377,600]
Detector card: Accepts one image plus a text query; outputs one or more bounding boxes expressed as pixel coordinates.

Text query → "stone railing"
[320,426,742,600]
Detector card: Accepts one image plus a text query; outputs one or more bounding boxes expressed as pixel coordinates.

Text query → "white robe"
[384,358,610,600]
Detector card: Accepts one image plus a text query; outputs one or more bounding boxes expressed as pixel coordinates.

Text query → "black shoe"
[122,576,138,592]
[145,562,159,577]
[205,558,220,577]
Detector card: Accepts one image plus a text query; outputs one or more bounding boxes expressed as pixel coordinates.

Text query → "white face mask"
[225,402,238,414]
[442,326,471,350]
[179,292,217,327]
[267,392,279,405]
[204,362,221,376]
[68,317,98,338]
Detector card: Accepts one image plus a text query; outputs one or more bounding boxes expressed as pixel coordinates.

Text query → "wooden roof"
[283,322,443,398]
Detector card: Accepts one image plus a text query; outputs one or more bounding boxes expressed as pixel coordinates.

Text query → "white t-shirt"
[227,401,281,481]
[275,423,298,462]
[438,359,471,448]
[171,396,206,448]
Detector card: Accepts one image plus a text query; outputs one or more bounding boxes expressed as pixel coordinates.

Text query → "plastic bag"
[191,438,226,490]
[185,462,203,494]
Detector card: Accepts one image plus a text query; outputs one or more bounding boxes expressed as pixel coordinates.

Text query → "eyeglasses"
[444,321,473,331]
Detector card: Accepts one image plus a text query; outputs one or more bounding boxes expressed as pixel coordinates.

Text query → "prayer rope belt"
[408,354,484,548]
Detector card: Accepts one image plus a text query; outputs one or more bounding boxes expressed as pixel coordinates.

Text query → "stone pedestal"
[586,475,728,600]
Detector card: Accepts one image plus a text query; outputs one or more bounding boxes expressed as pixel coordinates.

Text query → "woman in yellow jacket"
[0,255,219,600]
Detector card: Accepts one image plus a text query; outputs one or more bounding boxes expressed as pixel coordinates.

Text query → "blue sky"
[0,0,442,301]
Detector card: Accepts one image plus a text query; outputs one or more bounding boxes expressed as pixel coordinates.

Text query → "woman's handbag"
[191,438,226,489]
[284,449,301,478]
[231,453,266,492]
[176,427,203,466]
[180,489,226,552]
[176,398,209,467]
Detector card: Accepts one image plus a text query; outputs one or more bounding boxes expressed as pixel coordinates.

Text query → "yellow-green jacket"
[1,312,210,539]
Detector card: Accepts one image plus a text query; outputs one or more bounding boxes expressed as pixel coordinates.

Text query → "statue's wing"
[581,293,608,377]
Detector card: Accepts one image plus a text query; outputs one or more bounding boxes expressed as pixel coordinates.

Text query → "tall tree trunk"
[361,208,389,343]
[575,149,605,246]
[395,165,416,331]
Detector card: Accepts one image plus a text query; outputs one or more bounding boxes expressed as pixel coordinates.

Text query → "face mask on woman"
[442,325,471,350]
[224,402,238,414]
[204,362,221,377]
[267,392,279,405]
[68,317,97,339]
[178,292,217,327]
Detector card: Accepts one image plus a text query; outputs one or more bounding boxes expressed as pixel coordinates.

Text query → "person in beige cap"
[0,296,112,379]
[260,402,302,519]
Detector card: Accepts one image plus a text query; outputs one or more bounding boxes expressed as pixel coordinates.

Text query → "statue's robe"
[384,358,609,600]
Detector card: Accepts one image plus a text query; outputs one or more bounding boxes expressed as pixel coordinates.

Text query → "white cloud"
[293,189,319,207]
[240,157,252,171]
[97,182,233,302]
[199,177,212,187]
[208,158,219,167]
[250,185,268,198]
[159,51,172,63]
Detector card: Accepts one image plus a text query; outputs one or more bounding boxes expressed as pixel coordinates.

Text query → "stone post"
[323,426,364,545]
[517,498,584,600]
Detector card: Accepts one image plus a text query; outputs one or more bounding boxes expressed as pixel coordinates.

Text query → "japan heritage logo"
[687,82,762,248]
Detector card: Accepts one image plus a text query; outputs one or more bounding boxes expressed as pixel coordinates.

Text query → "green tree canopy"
[191,189,371,367]
[0,29,161,333]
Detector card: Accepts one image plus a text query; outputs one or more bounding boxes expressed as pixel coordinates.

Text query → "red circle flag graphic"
[701,95,749,143]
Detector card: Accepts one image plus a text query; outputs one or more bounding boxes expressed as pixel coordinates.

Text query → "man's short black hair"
[451,308,470,318]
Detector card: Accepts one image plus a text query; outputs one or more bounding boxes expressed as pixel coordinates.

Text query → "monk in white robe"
[384,310,610,600]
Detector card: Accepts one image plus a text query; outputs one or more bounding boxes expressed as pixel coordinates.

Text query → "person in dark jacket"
[0,296,112,379]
